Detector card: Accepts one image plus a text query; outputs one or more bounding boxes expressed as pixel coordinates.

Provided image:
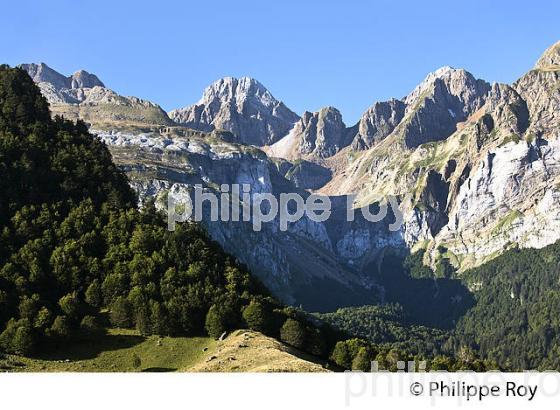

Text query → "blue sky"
[1,0,559,123]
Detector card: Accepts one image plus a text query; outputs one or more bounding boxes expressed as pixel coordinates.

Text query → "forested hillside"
[320,244,560,371]
[450,242,560,370]
[0,65,280,355]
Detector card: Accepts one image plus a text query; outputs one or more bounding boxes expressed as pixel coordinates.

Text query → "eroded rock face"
[294,107,348,158]
[95,128,398,309]
[169,77,299,146]
[20,63,104,90]
[351,99,406,150]
[70,69,105,89]
[438,136,560,263]
[534,41,560,70]
[483,83,529,135]
[330,42,560,272]
[400,67,491,148]
[515,46,560,137]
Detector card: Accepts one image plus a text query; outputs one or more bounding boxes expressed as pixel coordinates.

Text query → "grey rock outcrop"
[169,77,299,146]
[514,42,560,137]
[294,107,348,158]
[20,63,105,91]
[19,63,173,126]
[400,67,491,148]
[534,40,560,70]
[351,99,406,150]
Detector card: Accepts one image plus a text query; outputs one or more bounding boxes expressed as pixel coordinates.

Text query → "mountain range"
[19,40,560,311]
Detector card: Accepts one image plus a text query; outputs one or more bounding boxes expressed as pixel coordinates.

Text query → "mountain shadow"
[371,251,475,329]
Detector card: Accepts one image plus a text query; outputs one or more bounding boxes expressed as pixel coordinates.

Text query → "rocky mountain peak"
[400,66,491,148]
[351,98,406,150]
[19,63,105,90]
[169,76,299,146]
[21,63,173,127]
[404,66,488,108]
[316,105,343,121]
[294,106,348,158]
[70,69,105,89]
[534,41,560,70]
[404,66,456,106]
[198,76,276,108]
[19,63,70,90]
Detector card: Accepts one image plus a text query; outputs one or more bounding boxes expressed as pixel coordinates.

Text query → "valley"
[1,40,560,372]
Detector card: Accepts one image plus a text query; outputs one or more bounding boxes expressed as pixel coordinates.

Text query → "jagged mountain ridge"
[19,63,174,127]
[19,40,560,309]
[21,62,105,90]
[324,41,560,271]
[264,66,492,159]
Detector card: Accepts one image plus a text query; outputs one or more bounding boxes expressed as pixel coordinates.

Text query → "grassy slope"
[0,329,329,373]
[0,329,215,372]
[189,330,329,372]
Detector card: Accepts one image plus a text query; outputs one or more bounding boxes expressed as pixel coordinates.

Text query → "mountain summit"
[18,63,173,127]
[20,63,105,90]
[169,76,299,146]
[534,40,560,70]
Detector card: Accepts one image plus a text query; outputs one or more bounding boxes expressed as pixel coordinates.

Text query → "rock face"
[332,43,560,272]
[97,127,395,310]
[351,99,406,150]
[293,107,349,158]
[514,43,560,136]
[169,77,299,146]
[20,63,104,90]
[267,68,490,158]
[19,63,174,127]
[22,40,560,310]
[399,67,491,148]
[534,40,560,70]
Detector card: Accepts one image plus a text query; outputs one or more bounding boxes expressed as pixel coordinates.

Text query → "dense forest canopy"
[321,245,560,371]
[450,242,560,370]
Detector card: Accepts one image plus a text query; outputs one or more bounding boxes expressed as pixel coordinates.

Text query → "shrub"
[205,305,227,339]
[49,315,71,340]
[352,347,373,371]
[330,341,351,369]
[109,297,133,328]
[280,318,306,350]
[79,315,104,338]
[242,300,273,334]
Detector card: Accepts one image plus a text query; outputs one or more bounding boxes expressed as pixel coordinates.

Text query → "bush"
[49,315,71,340]
[109,297,133,328]
[330,341,351,369]
[58,292,83,320]
[79,315,104,338]
[85,279,102,308]
[242,300,273,334]
[280,318,306,350]
[205,305,227,339]
[0,319,35,355]
[306,327,327,357]
[132,353,142,369]
[34,307,53,330]
[135,306,152,336]
[352,347,373,371]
